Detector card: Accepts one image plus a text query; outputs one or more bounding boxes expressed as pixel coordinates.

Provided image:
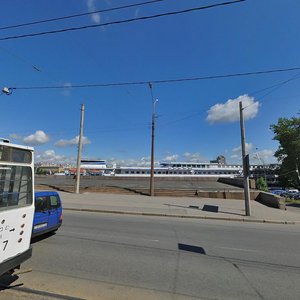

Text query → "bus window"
[0,165,33,211]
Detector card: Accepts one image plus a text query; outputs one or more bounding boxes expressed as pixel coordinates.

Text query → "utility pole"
[75,103,85,194]
[149,83,157,197]
[239,101,251,216]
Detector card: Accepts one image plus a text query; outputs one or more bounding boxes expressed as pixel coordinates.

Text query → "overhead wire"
[0,0,167,31]
[0,45,41,71]
[250,72,300,97]
[7,66,300,91]
[0,0,246,41]
[255,73,300,99]
[242,71,300,111]
[158,112,202,128]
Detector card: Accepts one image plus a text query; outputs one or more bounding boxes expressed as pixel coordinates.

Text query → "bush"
[256,177,268,192]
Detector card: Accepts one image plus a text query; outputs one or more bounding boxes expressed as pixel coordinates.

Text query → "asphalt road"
[1,212,300,299]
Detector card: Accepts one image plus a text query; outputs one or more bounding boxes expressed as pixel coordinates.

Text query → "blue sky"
[1,0,299,166]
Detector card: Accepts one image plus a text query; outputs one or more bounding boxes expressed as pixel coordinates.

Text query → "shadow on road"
[178,243,206,255]
[164,203,244,216]
[31,231,56,245]
[0,273,22,290]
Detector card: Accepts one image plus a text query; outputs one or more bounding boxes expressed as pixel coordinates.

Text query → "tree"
[270,116,300,188]
[256,177,268,192]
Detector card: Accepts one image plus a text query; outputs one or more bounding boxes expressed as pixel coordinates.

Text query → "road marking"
[216,246,259,253]
[62,230,159,243]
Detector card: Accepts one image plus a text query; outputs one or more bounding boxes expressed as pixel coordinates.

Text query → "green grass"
[285,198,300,204]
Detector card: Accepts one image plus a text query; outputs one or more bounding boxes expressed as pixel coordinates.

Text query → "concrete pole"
[239,101,251,216]
[149,83,156,197]
[75,103,85,194]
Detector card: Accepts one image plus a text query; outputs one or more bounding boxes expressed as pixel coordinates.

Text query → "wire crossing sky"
[0,1,245,41]
[0,0,167,31]
[8,66,300,90]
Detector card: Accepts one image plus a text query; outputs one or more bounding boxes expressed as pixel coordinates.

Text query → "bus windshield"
[0,165,33,211]
[0,145,32,163]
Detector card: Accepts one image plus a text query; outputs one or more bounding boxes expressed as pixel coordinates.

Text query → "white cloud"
[232,142,253,155]
[162,154,179,162]
[135,8,140,17]
[206,94,260,124]
[252,149,276,164]
[62,82,72,97]
[230,144,277,164]
[34,149,76,165]
[55,135,91,147]
[9,133,22,140]
[23,130,50,146]
[108,156,160,167]
[183,152,206,162]
[36,150,62,162]
[86,0,101,24]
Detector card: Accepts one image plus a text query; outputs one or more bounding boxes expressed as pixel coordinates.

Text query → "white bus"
[0,140,34,275]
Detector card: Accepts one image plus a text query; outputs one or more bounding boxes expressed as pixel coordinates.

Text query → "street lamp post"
[239,101,251,216]
[75,103,85,194]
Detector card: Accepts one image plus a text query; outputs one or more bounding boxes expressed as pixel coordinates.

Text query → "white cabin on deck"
[114,162,243,177]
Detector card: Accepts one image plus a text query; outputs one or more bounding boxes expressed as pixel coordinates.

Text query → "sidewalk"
[59,191,300,224]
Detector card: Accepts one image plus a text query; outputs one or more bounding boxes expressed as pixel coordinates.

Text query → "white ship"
[115,161,242,177]
[68,156,279,185]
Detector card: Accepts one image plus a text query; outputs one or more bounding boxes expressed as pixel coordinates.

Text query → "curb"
[63,207,298,225]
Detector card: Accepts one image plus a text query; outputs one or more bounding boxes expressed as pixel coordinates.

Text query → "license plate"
[34,223,48,230]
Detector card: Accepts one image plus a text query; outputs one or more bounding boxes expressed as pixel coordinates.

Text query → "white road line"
[62,230,159,242]
[216,246,259,253]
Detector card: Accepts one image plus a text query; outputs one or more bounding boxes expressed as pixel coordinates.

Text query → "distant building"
[80,160,107,170]
[36,165,64,175]
[249,164,280,186]
[210,155,226,165]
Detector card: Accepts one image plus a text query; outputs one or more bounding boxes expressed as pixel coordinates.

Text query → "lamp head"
[2,87,12,95]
